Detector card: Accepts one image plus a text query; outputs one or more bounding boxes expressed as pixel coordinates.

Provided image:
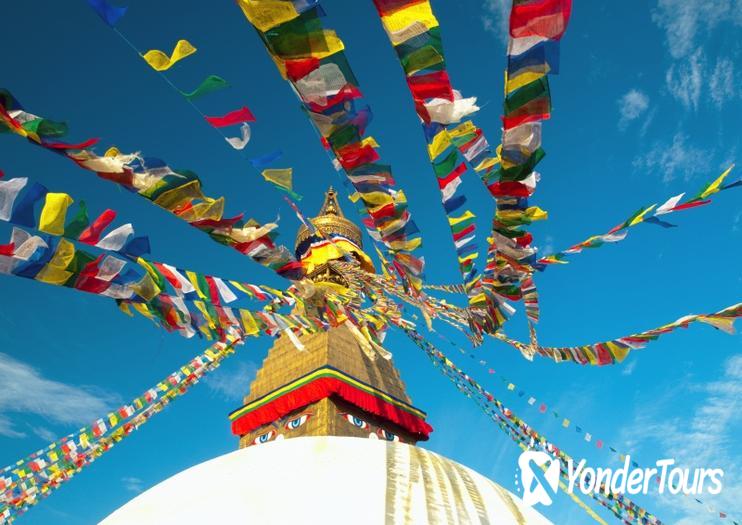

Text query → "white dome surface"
[100,436,551,525]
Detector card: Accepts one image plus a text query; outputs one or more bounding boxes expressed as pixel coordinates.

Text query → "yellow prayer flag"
[474,156,500,172]
[39,193,73,235]
[35,239,75,285]
[427,129,451,160]
[448,210,476,226]
[142,39,197,72]
[152,180,205,211]
[104,146,121,157]
[562,418,570,428]
[175,197,224,222]
[239,309,260,335]
[261,168,293,191]
[448,121,477,139]
[237,0,299,31]
[628,205,656,226]
[361,136,380,149]
[381,2,439,45]
[506,70,546,94]
[605,341,630,363]
[186,271,208,300]
[388,237,422,251]
[360,191,394,207]
[526,206,548,222]
[700,164,734,199]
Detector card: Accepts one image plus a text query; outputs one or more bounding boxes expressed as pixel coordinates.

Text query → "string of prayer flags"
[225,123,251,150]
[399,324,660,525]
[179,75,230,100]
[236,2,426,292]
[0,337,242,522]
[538,166,739,267]
[0,176,149,258]
[204,106,256,128]
[0,92,304,280]
[369,0,570,332]
[86,0,127,27]
[142,39,197,71]
[261,168,302,200]
[494,302,742,365]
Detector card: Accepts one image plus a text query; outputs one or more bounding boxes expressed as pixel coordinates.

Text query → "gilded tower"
[229,188,432,448]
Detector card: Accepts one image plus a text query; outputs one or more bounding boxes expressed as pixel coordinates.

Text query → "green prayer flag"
[179,75,230,100]
[64,201,89,239]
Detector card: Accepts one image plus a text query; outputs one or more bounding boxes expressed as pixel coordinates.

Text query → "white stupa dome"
[100,436,551,524]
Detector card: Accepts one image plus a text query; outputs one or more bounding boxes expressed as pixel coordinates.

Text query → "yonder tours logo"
[517,449,724,507]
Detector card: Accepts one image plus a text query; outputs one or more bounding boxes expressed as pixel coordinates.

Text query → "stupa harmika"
[100,189,551,525]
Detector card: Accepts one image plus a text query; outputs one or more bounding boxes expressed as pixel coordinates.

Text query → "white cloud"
[733,211,742,232]
[621,359,637,376]
[482,0,510,44]
[204,360,257,402]
[31,426,57,442]
[618,89,650,129]
[709,57,737,108]
[652,0,741,59]
[665,50,704,110]
[121,476,144,493]
[653,1,740,111]
[0,353,117,438]
[633,132,710,183]
[619,355,742,523]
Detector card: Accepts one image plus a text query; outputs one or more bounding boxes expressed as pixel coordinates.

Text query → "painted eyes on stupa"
[285,413,311,430]
[341,413,369,430]
[377,429,399,442]
[253,430,275,445]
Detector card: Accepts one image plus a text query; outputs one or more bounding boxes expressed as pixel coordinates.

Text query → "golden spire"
[294,187,374,275]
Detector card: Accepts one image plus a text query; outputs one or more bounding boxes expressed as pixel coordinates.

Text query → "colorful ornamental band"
[229,366,433,440]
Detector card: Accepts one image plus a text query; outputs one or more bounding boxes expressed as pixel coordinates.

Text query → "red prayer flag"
[45,137,100,150]
[487,181,533,198]
[337,144,380,171]
[284,58,320,81]
[407,71,454,102]
[668,199,712,212]
[74,255,112,294]
[205,107,256,128]
[0,243,14,256]
[510,0,572,40]
[78,209,117,244]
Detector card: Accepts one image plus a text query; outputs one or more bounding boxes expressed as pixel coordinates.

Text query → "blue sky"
[0,1,740,523]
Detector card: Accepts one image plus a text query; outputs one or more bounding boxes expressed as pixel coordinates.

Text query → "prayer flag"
[87,0,127,27]
[204,107,256,127]
[142,40,197,71]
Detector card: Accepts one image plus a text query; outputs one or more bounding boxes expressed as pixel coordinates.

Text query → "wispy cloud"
[652,1,740,110]
[652,0,741,59]
[618,355,742,523]
[204,360,257,402]
[121,476,144,493]
[665,49,704,111]
[618,89,650,129]
[0,353,117,438]
[633,132,710,183]
[709,57,737,108]
[482,0,510,44]
[31,426,57,442]
[621,359,637,376]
